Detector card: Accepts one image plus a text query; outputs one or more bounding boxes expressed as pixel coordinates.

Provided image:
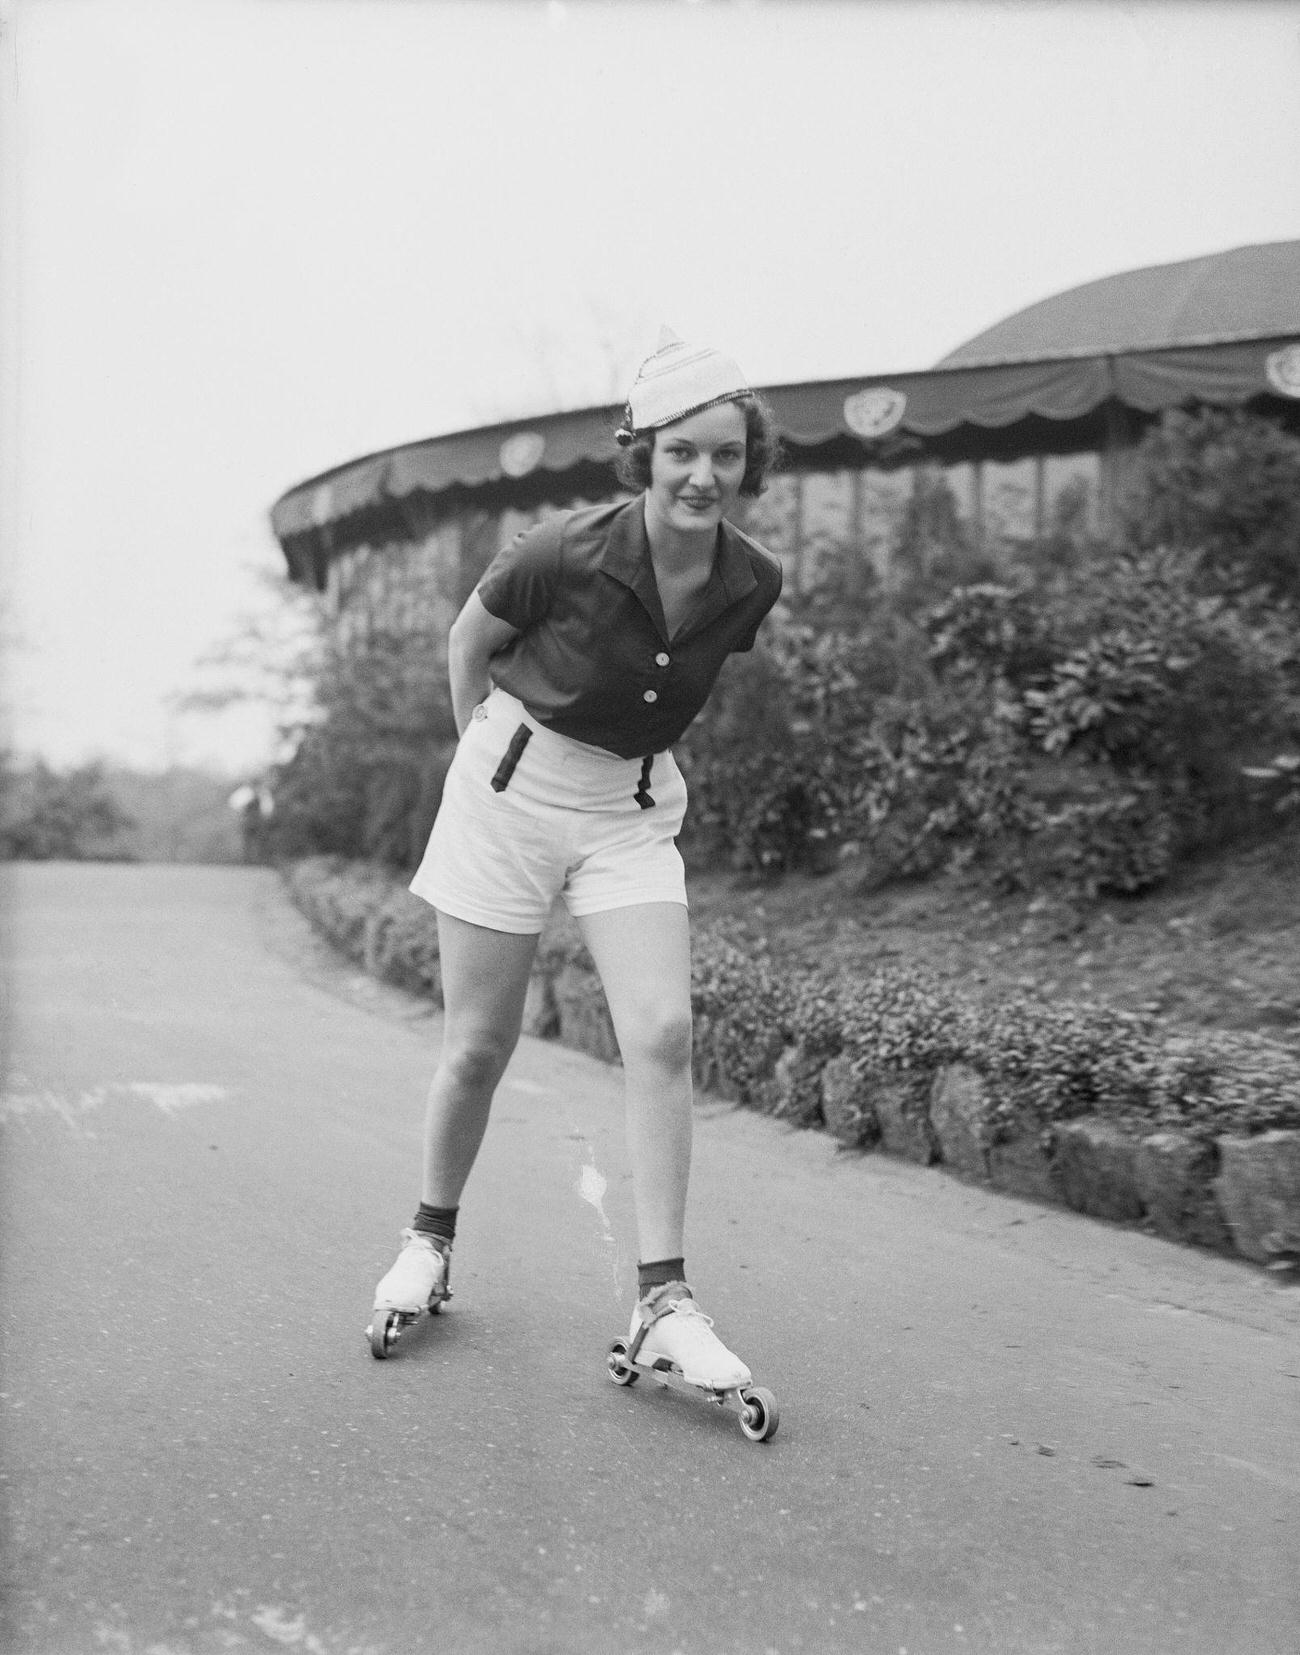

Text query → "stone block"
[521,968,559,1040]
[691,1013,719,1092]
[708,1019,786,1109]
[987,1129,1063,1206]
[928,1064,992,1180]
[1213,1131,1300,1266]
[871,1071,938,1165]
[768,1042,825,1127]
[705,1024,744,1102]
[1134,1131,1232,1252]
[553,962,621,1066]
[821,1055,880,1148]
[1053,1118,1147,1223]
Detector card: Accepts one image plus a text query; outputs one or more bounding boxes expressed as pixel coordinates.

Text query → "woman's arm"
[446,590,521,735]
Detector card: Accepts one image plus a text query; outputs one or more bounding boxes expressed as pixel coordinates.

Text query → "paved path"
[2,863,1297,1655]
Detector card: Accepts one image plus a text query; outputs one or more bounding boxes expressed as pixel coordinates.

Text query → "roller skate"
[366,1229,452,1358]
[606,1282,779,1442]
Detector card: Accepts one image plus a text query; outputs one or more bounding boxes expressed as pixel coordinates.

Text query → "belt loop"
[634,754,655,810]
[491,724,532,792]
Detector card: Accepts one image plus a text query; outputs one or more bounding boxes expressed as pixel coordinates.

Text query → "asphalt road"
[2,862,1298,1655]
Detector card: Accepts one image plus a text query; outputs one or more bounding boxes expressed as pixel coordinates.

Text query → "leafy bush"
[0,758,136,861]
[1243,752,1300,818]
[264,626,456,867]
[1121,407,1300,601]
[683,408,1300,897]
[689,924,791,1100]
[924,580,1058,691]
[285,855,395,960]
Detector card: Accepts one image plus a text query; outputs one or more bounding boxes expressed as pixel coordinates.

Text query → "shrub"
[264,626,456,867]
[689,925,791,1101]
[836,962,976,1080]
[1142,1030,1300,1139]
[285,856,396,961]
[1242,752,1300,819]
[0,758,136,861]
[1121,407,1300,601]
[923,580,1059,691]
[284,853,439,996]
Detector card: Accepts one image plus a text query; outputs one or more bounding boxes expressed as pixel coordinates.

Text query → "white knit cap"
[624,327,752,432]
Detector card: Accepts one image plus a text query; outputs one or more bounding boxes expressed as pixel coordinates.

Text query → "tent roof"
[940,241,1300,366]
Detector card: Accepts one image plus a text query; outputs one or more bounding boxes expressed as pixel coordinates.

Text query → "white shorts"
[409,689,689,933]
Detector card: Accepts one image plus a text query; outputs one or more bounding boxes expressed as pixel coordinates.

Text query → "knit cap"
[622,327,752,435]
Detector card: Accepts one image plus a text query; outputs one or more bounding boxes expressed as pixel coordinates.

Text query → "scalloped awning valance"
[271,334,1300,557]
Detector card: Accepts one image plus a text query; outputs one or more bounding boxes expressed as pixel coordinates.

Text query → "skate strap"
[627,1284,694,1363]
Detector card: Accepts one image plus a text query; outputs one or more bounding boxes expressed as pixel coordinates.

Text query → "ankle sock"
[637,1257,687,1296]
[412,1203,457,1246]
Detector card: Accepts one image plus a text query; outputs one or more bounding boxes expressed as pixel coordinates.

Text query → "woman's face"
[645,402,748,538]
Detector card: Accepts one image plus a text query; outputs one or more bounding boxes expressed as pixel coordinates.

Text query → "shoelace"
[666,1299,715,1329]
[651,1300,732,1354]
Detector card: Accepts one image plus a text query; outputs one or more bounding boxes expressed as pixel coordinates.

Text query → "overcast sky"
[4,0,1300,775]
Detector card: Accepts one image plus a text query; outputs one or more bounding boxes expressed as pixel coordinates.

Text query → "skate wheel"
[737,1386,779,1442]
[369,1310,401,1360]
[606,1338,639,1387]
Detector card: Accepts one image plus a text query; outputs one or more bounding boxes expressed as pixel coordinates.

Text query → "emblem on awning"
[310,483,334,527]
[1265,344,1300,400]
[843,387,907,438]
[499,431,546,477]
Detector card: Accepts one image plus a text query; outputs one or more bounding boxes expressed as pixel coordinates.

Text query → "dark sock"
[637,1257,687,1297]
[412,1203,457,1246]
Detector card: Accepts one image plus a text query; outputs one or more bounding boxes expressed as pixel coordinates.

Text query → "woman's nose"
[688,455,715,486]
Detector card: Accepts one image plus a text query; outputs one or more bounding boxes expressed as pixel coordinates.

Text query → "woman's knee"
[623,1005,694,1074]
[437,1027,518,1094]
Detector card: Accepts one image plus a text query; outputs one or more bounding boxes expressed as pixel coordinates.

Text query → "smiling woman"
[369,331,784,1413]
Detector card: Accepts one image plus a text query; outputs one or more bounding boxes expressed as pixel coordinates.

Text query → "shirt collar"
[596,497,759,639]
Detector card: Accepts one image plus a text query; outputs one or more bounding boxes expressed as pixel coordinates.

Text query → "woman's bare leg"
[575,902,694,1263]
[422,912,540,1205]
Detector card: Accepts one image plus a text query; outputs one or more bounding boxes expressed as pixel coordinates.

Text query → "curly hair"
[613,393,782,498]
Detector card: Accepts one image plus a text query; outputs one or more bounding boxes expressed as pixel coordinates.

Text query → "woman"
[371,330,783,1387]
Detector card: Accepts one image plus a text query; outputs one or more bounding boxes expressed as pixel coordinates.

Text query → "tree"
[0,758,136,860]
[261,622,457,866]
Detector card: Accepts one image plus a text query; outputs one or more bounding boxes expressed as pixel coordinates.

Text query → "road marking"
[89,1609,385,1655]
[575,1141,626,1296]
[121,1081,227,1115]
[578,1151,611,1232]
[0,1079,228,1130]
[1211,1452,1300,1495]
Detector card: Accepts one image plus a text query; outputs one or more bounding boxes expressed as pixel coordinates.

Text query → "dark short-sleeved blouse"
[476,497,783,760]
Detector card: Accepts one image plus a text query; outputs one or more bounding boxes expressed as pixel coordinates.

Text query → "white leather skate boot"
[628,1281,752,1389]
[373,1228,452,1313]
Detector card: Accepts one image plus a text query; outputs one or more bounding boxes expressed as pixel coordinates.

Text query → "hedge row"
[284,856,1300,1270]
